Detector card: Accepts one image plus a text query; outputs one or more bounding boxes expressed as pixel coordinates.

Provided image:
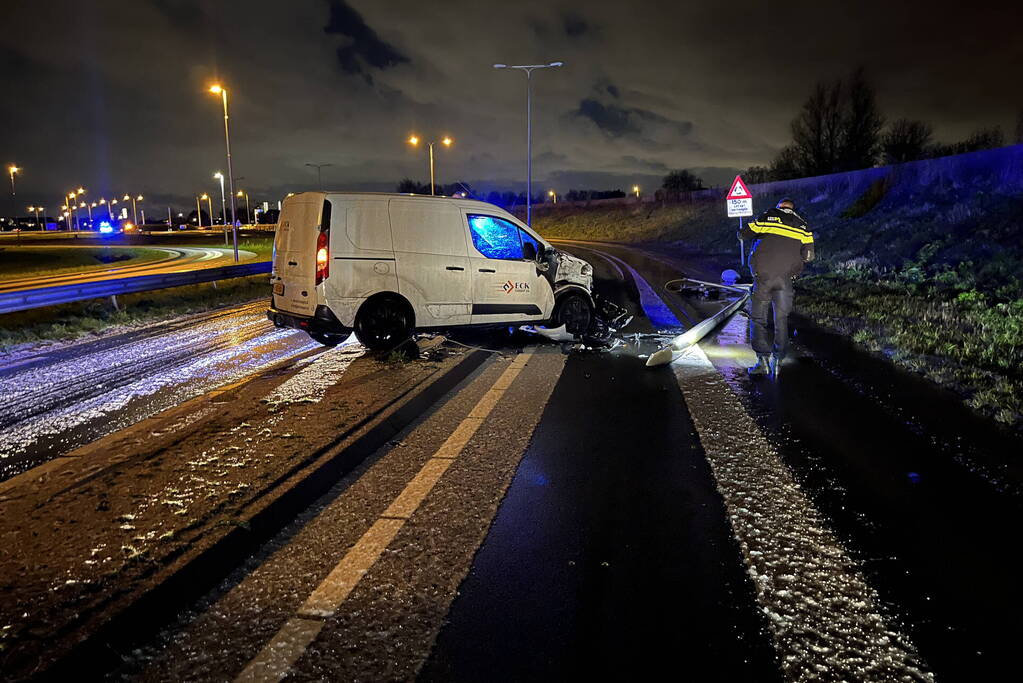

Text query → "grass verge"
[0,246,168,281]
[797,273,1023,429]
[0,275,270,350]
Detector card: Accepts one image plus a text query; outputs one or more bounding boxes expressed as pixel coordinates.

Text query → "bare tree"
[790,80,845,176]
[769,145,803,181]
[661,169,705,193]
[839,68,884,171]
[743,166,771,184]
[882,119,934,164]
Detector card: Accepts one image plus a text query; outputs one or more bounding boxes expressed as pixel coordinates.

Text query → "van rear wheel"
[354,296,413,351]
[552,291,593,336]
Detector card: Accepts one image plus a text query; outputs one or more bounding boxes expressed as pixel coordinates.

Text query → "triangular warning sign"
[727,175,752,199]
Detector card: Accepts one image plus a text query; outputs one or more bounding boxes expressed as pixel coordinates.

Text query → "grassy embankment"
[0,246,167,282]
[0,236,275,350]
[531,145,1023,428]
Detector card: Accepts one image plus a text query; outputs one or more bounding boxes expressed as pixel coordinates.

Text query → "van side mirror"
[522,242,537,261]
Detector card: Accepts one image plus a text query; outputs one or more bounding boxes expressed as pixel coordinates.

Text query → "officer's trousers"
[749,274,794,357]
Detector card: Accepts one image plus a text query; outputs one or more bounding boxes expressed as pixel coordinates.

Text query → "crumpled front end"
[548,249,593,292]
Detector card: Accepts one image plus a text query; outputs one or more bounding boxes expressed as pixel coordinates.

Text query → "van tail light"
[315,229,329,284]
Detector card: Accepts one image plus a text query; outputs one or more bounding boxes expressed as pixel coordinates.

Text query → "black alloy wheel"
[354,297,414,350]
[553,292,593,335]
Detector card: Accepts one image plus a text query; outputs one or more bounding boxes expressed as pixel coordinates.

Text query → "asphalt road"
[2,241,1020,681]
[0,245,257,293]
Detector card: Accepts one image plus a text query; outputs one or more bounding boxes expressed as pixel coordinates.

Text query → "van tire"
[308,331,351,347]
[552,291,593,336]
[354,295,414,351]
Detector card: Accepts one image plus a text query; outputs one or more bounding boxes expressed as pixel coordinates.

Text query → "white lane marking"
[235,351,534,682]
[670,341,933,682]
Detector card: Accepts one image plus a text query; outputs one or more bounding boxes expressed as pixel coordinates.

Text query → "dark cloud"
[574,99,693,141]
[562,12,589,38]
[620,156,668,173]
[323,0,409,84]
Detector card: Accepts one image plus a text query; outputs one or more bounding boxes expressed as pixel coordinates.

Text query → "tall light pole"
[208,84,238,262]
[196,195,204,228]
[237,190,251,225]
[548,189,557,204]
[201,193,213,230]
[123,194,141,225]
[28,205,42,229]
[305,163,332,191]
[407,135,453,196]
[8,166,19,195]
[493,61,563,226]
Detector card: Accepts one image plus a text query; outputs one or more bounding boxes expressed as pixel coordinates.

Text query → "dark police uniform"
[739,205,815,359]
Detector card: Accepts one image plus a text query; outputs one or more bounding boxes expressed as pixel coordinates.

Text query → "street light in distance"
[407,134,454,196]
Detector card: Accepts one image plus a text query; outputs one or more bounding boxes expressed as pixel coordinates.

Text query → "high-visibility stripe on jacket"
[739,207,815,278]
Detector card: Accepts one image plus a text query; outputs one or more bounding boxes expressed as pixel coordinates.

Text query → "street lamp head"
[214,172,223,180]
[8,165,19,174]
[123,194,130,201]
[137,195,143,201]
[79,202,86,208]
[77,187,85,194]
[200,193,208,200]
[408,135,419,146]
[548,61,564,67]
[237,191,245,197]
[209,84,223,94]
[493,64,507,69]
[442,137,453,147]
[549,190,555,196]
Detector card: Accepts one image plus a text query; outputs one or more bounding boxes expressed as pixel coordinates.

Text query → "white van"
[268,192,596,350]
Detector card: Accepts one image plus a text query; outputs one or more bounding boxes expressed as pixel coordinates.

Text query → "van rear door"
[272,193,325,318]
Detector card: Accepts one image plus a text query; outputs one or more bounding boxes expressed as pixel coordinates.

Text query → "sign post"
[725,175,753,266]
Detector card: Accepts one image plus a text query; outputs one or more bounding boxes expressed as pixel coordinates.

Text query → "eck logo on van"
[502,280,530,295]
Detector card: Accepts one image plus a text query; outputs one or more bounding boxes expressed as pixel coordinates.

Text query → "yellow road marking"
[235,349,534,682]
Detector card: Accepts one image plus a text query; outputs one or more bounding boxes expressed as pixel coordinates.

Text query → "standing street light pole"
[493,61,563,226]
[8,166,20,195]
[237,190,251,226]
[214,172,228,245]
[28,206,42,229]
[88,202,95,225]
[208,85,238,261]
[548,190,557,204]
[201,193,214,230]
[196,195,204,228]
[305,163,333,191]
[123,194,141,226]
[407,135,453,196]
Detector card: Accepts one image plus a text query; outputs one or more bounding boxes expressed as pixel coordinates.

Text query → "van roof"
[289,191,514,212]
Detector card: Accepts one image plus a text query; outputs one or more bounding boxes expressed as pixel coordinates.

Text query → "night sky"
[1,0,1018,214]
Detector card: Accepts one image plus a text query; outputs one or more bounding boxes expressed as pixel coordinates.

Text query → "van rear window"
[467,215,523,260]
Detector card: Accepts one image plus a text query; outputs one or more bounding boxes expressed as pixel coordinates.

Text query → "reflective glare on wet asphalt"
[0,301,320,480]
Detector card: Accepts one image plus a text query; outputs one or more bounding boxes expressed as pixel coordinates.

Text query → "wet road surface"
[0,300,319,480]
[0,246,258,292]
[2,241,1020,681]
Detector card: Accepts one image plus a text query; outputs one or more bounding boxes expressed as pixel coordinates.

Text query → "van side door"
[390,199,472,326]
[465,213,551,325]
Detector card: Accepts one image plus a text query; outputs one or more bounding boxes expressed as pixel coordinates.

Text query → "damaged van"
[268,192,596,349]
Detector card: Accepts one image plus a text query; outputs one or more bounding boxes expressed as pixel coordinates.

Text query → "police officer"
[738,198,814,376]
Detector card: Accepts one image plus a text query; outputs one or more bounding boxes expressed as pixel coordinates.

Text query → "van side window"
[519,229,541,257]
[467,215,524,260]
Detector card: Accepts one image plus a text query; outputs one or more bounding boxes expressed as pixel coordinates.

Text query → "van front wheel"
[552,291,593,336]
[354,296,413,351]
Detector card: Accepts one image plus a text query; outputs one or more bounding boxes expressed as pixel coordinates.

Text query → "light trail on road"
[0,301,319,480]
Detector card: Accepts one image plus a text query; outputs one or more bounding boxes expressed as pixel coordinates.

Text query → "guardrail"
[0,261,272,315]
